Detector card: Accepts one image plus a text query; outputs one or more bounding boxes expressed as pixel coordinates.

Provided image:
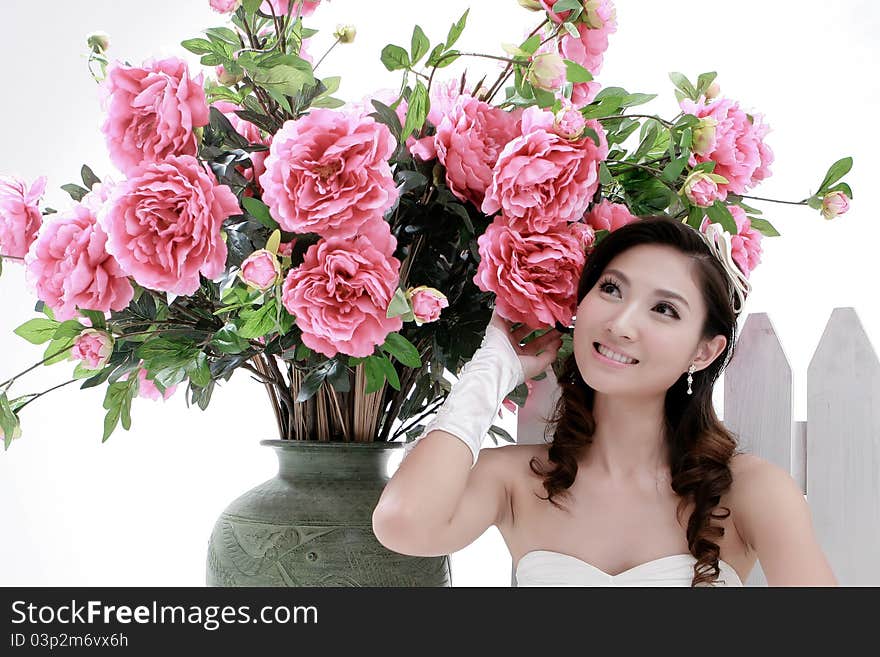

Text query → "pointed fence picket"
[514,307,879,586]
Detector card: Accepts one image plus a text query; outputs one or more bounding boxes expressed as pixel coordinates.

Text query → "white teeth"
[597,344,637,364]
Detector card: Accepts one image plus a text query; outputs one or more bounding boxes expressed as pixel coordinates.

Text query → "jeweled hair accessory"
[694,222,752,316]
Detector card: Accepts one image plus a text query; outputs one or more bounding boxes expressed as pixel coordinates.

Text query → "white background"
[0,0,876,586]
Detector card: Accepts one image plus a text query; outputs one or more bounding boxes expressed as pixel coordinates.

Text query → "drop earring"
[686,363,696,395]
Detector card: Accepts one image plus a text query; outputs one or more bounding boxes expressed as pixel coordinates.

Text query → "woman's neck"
[583,391,670,483]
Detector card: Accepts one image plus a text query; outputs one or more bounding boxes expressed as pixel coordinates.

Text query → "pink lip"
[592,342,639,368]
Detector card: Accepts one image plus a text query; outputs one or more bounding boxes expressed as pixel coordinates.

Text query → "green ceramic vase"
[206,439,452,586]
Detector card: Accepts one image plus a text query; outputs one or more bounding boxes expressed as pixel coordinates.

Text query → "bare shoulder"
[725,452,806,549]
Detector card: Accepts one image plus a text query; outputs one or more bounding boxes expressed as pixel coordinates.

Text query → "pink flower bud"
[527,52,567,92]
[705,82,721,100]
[240,249,281,290]
[517,0,545,10]
[209,0,242,13]
[554,102,587,139]
[820,191,850,220]
[277,239,296,258]
[86,32,110,53]
[682,171,721,207]
[71,329,115,370]
[692,116,718,157]
[406,286,449,326]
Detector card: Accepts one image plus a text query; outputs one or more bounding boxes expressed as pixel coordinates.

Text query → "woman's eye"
[599,282,619,295]
[655,303,679,318]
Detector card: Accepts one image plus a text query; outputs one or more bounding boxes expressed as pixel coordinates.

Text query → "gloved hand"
[403,308,563,467]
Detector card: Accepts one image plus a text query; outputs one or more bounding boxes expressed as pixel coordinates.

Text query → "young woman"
[372,216,837,587]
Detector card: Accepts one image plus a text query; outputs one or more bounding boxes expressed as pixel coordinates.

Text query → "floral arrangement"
[0,0,853,450]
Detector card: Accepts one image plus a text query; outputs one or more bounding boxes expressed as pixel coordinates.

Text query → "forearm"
[373,429,473,550]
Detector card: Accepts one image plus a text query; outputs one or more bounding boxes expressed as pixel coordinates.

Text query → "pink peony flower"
[259,109,398,240]
[0,174,46,259]
[701,205,762,278]
[681,171,723,207]
[71,329,115,370]
[99,155,239,296]
[473,217,587,328]
[821,191,850,220]
[407,286,449,326]
[482,106,608,233]
[557,2,618,76]
[432,95,519,207]
[101,57,209,175]
[571,80,602,108]
[569,220,597,251]
[210,0,241,12]
[584,199,639,233]
[24,187,134,322]
[553,99,588,139]
[260,0,322,17]
[120,362,177,401]
[680,96,774,199]
[212,100,272,194]
[239,249,281,290]
[280,220,402,358]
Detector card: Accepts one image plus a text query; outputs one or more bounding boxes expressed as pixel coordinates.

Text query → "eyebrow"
[603,268,691,310]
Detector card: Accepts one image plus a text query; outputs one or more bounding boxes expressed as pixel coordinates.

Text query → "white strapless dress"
[515,550,743,587]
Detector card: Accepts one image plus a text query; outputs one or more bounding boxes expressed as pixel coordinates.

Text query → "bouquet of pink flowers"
[0,0,853,450]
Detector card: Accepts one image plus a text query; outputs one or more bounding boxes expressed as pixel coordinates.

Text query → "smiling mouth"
[593,342,640,365]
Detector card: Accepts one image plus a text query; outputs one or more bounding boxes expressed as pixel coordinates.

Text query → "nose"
[605,304,638,342]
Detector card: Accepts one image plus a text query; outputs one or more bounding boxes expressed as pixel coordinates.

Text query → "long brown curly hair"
[529,216,743,586]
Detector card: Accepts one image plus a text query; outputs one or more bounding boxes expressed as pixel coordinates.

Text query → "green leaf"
[252,60,314,99]
[381,44,410,71]
[79,309,107,329]
[61,183,89,202]
[818,157,853,193]
[661,156,689,184]
[696,71,718,97]
[748,217,781,237]
[669,72,697,99]
[562,21,579,38]
[14,318,60,345]
[375,353,401,391]
[1,392,21,450]
[296,363,331,403]
[205,27,240,46]
[691,160,716,174]
[211,322,250,354]
[633,121,660,162]
[381,332,422,368]
[445,9,469,50]
[238,300,278,339]
[686,204,705,230]
[186,352,212,388]
[101,377,137,442]
[410,25,430,65]
[362,356,385,394]
[386,288,411,319]
[402,80,429,141]
[598,161,613,186]
[552,0,583,12]
[136,337,198,371]
[242,0,262,13]
[181,38,215,55]
[43,336,76,366]
[520,35,542,56]
[425,43,447,68]
[824,181,853,199]
[53,320,85,341]
[80,165,101,190]
[564,59,593,84]
[240,196,278,230]
[705,201,738,235]
[620,93,657,108]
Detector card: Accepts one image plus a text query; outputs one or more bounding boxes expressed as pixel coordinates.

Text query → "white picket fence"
[515,307,880,586]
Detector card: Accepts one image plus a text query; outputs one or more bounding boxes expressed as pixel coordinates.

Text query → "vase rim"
[260,439,403,450]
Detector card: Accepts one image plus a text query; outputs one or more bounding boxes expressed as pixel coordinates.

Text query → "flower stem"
[0,344,75,391]
[14,379,79,412]
[739,195,808,207]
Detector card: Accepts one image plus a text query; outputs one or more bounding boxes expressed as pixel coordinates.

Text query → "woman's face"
[572,243,726,399]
